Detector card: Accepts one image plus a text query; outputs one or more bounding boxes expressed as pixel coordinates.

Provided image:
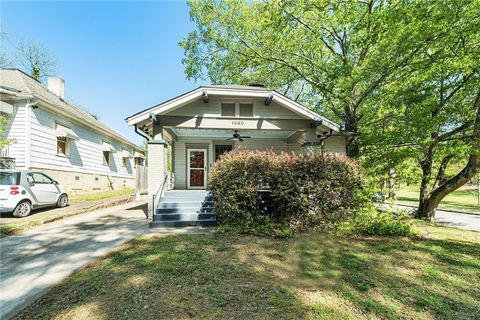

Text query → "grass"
[396,184,480,213]
[71,188,133,201]
[14,221,480,320]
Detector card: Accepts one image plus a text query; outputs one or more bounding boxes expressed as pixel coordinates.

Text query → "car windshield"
[0,172,20,185]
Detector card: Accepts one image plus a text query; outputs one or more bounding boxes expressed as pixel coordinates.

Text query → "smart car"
[0,170,68,217]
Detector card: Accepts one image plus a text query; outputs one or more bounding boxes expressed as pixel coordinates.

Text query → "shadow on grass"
[12,224,480,320]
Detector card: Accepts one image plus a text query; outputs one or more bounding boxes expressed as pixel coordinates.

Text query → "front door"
[187,148,207,189]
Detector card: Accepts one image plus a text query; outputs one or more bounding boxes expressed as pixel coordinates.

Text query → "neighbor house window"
[221,103,236,117]
[55,123,79,157]
[57,137,69,156]
[135,158,144,167]
[239,103,253,117]
[122,157,128,167]
[102,151,110,165]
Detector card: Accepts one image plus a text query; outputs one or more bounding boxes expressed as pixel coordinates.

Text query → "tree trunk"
[344,105,360,158]
[416,144,435,220]
[416,91,480,220]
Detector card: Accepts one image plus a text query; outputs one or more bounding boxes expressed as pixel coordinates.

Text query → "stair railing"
[151,172,169,221]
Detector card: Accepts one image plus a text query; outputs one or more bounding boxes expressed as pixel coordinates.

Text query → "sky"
[1,0,206,145]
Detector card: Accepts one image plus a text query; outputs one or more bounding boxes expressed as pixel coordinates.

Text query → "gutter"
[25,99,39,169]
[135,124,150,141]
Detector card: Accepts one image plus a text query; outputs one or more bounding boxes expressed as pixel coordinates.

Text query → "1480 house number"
[232,120,245,126]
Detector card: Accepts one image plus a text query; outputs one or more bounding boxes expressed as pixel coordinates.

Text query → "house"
[0,68,145,193]
[126,85,347,223]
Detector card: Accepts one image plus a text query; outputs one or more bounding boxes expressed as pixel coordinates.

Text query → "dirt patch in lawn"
[13,221,480,320]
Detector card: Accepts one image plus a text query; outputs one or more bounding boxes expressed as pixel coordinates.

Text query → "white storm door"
[187,148,207,189]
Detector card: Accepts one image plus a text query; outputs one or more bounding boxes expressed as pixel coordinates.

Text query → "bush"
[209,150,367,234]
[336,206,413,236]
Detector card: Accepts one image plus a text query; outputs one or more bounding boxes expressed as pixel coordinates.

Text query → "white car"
[0,170,69,217]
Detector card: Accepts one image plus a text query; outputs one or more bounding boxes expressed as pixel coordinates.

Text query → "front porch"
[125,85,347,221]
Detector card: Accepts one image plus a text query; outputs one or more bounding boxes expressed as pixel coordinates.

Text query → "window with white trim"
[239,103,253,117]
[103,151,111,166]
[57,136,69,156]
[220,103,236,117]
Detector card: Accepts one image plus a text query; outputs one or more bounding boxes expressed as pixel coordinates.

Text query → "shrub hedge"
[209,150,368,234]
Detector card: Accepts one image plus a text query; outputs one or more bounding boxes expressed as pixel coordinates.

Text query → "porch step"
[151,190,217,227]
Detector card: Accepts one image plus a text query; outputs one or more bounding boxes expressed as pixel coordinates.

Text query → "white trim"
[25,100,37,169]
[126,86,340,131]
[187,148,207,189]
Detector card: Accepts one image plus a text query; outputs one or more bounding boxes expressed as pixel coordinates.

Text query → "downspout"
[25,99,38,169]
[134,124,150,141]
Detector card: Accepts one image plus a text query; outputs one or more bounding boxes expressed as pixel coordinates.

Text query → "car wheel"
[57,194,68,208]
[13,200,32,218]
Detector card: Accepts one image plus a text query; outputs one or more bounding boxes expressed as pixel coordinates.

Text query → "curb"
[394,203,480,216]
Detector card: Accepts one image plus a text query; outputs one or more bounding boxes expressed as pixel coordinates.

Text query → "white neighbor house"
[0,68,145,193]
[126,85,348,214]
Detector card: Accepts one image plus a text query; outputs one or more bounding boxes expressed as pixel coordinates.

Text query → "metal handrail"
[151,172,169,221]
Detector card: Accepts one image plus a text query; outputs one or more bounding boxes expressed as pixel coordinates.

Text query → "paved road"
[396,204,480,232]
[435,210,480,232]
[0,201,149,319]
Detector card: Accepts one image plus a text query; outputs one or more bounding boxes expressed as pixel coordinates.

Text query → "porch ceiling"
[171,128,297,139]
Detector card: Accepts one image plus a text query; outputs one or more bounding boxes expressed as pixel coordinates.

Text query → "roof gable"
[126,86,340,131]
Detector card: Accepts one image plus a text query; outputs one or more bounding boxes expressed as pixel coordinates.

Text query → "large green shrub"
[209,150,367,234]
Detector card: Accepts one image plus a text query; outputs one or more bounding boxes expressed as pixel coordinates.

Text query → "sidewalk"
[394,201,480,216]
[0,194,136,237]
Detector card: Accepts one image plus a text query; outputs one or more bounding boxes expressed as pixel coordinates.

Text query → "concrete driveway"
[0,201,149,319]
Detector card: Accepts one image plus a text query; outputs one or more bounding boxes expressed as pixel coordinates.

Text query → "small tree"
[16,39,56,81]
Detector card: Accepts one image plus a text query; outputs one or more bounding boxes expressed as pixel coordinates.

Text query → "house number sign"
[232,120,245,126]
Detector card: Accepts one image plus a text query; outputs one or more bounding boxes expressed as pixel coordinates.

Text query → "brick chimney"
[47,76,65,99]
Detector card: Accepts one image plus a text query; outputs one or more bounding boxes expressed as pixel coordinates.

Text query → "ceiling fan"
[227,130,251,142]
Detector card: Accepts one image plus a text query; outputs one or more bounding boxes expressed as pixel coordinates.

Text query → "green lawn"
[14,222,480,320]
[396,185,480,213]
[71,188,133,201]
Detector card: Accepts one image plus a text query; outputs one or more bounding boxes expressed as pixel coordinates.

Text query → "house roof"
[0,68,143,151]
[125,85,341,131]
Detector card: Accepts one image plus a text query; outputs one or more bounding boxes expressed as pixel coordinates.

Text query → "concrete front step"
[158,201,214,209]
[151,220,217,227]
[154,212,216,221]
[155,207,214,214]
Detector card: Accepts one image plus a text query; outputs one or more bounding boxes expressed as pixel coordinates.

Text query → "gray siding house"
[126,85,347,217]
[0,68,145,193]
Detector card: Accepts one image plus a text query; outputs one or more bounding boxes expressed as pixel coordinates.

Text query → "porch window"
[239,103,253,117]
[221,103,235,117]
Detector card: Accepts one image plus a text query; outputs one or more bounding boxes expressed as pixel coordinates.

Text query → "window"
[103,151,110,166]
[0,172,20,185]
[239,103,253,117]
[123,157,129,167]
[135,158,144,167]
[57,137,69,156]
[29,173,53,184]
[221,103,235,117]
[215,144,233,160]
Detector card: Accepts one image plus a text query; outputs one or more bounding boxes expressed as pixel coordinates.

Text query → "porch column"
[303,128,320,154]
[147,123,167,218]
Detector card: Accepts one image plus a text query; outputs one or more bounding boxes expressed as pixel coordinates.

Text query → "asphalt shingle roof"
[0,68,141,150]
